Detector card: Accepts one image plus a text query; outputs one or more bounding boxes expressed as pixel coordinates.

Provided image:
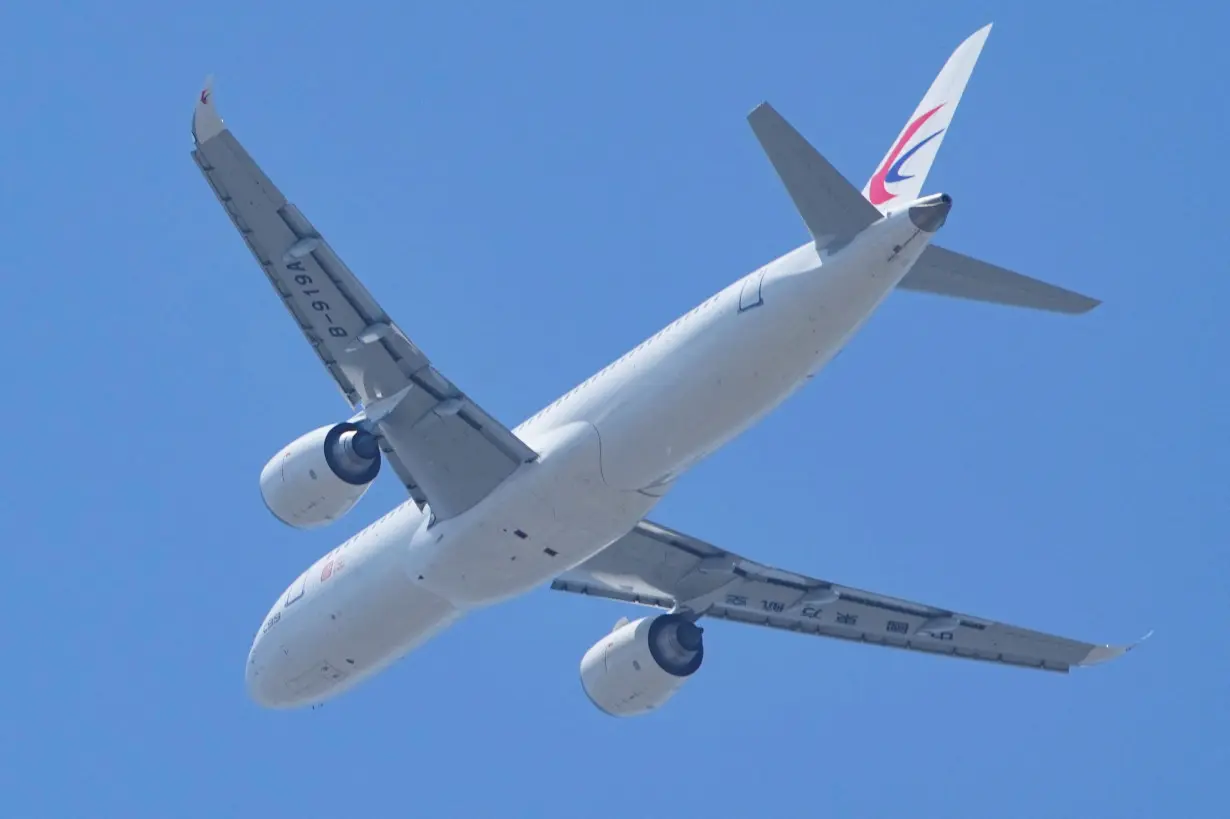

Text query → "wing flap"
[553,520,1142,672]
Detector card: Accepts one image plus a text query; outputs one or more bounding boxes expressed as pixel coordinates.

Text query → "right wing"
[190,79,537,520]
[899,244,1102,314]
[554,519,1147,673]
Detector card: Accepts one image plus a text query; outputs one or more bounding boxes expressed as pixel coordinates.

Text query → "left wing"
[190,79,537,520]
[553,520,1146,673]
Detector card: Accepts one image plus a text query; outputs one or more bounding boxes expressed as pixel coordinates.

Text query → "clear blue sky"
[2,2,1224,816]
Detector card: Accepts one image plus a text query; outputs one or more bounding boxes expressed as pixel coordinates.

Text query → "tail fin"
[863,24,992,212]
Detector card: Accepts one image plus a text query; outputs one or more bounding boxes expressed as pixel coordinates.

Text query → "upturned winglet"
[193,75,225,145]
[1078,629,1154,667]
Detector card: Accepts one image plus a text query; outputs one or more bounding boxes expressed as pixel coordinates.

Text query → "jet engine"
[579,613,704,717]
[259,422,382,529]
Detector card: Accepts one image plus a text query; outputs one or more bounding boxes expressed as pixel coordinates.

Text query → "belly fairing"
[405,420,658,607]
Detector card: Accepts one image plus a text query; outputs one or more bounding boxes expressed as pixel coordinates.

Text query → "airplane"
[192,23,1144,716]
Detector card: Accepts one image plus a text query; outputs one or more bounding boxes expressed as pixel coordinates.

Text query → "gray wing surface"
[553,520,1144,672]
[190,80,536,520]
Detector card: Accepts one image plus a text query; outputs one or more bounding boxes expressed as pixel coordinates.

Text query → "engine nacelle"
[259,422,382,529]
[579,613,704,717]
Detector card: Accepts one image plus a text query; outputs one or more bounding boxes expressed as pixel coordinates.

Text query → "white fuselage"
[245,205,937,708]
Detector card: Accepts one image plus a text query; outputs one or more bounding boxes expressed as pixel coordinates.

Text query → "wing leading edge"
[553,520,1147,673]
[190,79,537,520]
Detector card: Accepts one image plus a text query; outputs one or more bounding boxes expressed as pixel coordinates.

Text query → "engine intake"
[580,613,704,717]
[260,422,382,529]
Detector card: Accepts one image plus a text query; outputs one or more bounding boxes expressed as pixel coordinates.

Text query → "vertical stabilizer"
[862,24,992,212]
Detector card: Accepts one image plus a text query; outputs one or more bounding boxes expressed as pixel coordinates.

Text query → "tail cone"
[908,193,952,233]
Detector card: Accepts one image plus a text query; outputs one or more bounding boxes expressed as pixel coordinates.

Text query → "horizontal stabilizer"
[900,244,1101,314]
[747,102,880,247]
